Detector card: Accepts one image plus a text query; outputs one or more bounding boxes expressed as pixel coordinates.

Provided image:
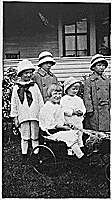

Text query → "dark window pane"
[65,36,75,50]
[77,35,87,50]
[77,18,87,33]
[77,35,87,56]
[65,36,76,56]
[65,24,75,34]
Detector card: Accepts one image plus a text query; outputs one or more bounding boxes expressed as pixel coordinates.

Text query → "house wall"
[3,3,111,82]
[4,16,97,59]
[4,26,59,59]
[3,56,111,82]
[3,3,110,59]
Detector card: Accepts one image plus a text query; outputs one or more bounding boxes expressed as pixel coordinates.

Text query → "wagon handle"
[72,126,110,139]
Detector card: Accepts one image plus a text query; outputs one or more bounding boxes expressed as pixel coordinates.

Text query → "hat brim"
[64,79,81,93]
[38,57,56,66]
[90,58,108,70]
[18,68,35,76]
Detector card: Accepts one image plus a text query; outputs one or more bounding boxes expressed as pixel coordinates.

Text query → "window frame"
[96,16,111,56]
[63,18,90,57]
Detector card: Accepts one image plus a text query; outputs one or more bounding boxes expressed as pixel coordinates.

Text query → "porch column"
[89,13,96,55]
[58,17,63,57]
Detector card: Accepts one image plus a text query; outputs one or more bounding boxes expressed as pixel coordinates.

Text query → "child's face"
[66,83,80,96]
[21,70,33,82]
[49,90,62,104]
[93,61,106,75]
[41,62,53,72]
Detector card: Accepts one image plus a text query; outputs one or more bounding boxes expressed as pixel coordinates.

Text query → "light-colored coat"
[11,81,44,125]
[84,72,111,131]
[33,68,58,103]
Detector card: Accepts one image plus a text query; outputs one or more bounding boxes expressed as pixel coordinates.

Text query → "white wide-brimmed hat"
[64,77,81,93]
[90,54,108,71]
[17,59,35,76]
[38,51,56,67]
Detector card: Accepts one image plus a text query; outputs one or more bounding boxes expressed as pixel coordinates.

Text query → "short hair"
[47,83,63,97]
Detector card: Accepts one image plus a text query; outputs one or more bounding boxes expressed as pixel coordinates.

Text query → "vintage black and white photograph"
[2,1,111,198]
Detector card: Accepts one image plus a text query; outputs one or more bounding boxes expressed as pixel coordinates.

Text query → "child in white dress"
[39,83,87,160]
[60,77,86,149]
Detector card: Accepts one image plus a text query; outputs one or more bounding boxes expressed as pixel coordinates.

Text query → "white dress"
[60,95,86,147]
[39,101,65,131]
[60,95,86,128]
[39,101,84,158]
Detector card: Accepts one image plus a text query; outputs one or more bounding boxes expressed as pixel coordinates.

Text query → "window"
[96,16,111,56]
[63,18,89,57]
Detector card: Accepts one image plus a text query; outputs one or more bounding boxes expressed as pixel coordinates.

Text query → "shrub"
[2,67,18,134]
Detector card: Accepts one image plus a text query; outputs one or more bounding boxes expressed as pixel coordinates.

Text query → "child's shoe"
[67,148,73,156]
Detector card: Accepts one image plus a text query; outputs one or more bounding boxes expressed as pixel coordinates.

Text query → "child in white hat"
[33,51,58,103]
[60,77,86,151]
[39,83,88,161]
[11,59,44,166]
[84,54,110,132]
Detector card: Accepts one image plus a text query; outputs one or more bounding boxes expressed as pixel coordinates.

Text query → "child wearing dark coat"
[84,54,111,132]
[33,51,58,103]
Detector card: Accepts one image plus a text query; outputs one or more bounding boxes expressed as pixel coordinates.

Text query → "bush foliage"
[2,67,18,133]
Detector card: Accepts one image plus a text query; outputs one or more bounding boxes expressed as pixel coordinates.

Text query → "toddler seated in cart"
[39,83,88,163]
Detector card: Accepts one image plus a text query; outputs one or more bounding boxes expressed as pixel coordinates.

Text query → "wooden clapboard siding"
[3,56,111,82]
[4,27,59,59]
[50,57,111,81]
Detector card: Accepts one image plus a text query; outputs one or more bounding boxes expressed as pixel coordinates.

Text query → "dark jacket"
[33,68,58,103]
[84,72,111,132]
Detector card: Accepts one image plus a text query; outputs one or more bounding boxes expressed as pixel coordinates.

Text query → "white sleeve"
[60,97,73,116]
[39,104,54,131]
[55,107,65,126]
[39,106,48,131]
[10,86,19,117]
[35,84,44,112]
[79,98,86,115]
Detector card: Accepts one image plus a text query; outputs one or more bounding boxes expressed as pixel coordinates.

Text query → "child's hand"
[14,117,19,128]
[65,123,75,130]
[74,110,83,116]
[56,125,70,130]
[63,125,71,130]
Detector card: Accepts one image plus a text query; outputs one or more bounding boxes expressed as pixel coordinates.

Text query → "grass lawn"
[2,134,110,198]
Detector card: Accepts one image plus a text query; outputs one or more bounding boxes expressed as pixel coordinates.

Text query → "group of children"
[11,51,110,166]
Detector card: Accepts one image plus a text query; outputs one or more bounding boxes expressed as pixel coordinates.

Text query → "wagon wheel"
[31,145,56,176]
[99,139,110,165]
[105,164,110,182]
[98,138,110,182]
